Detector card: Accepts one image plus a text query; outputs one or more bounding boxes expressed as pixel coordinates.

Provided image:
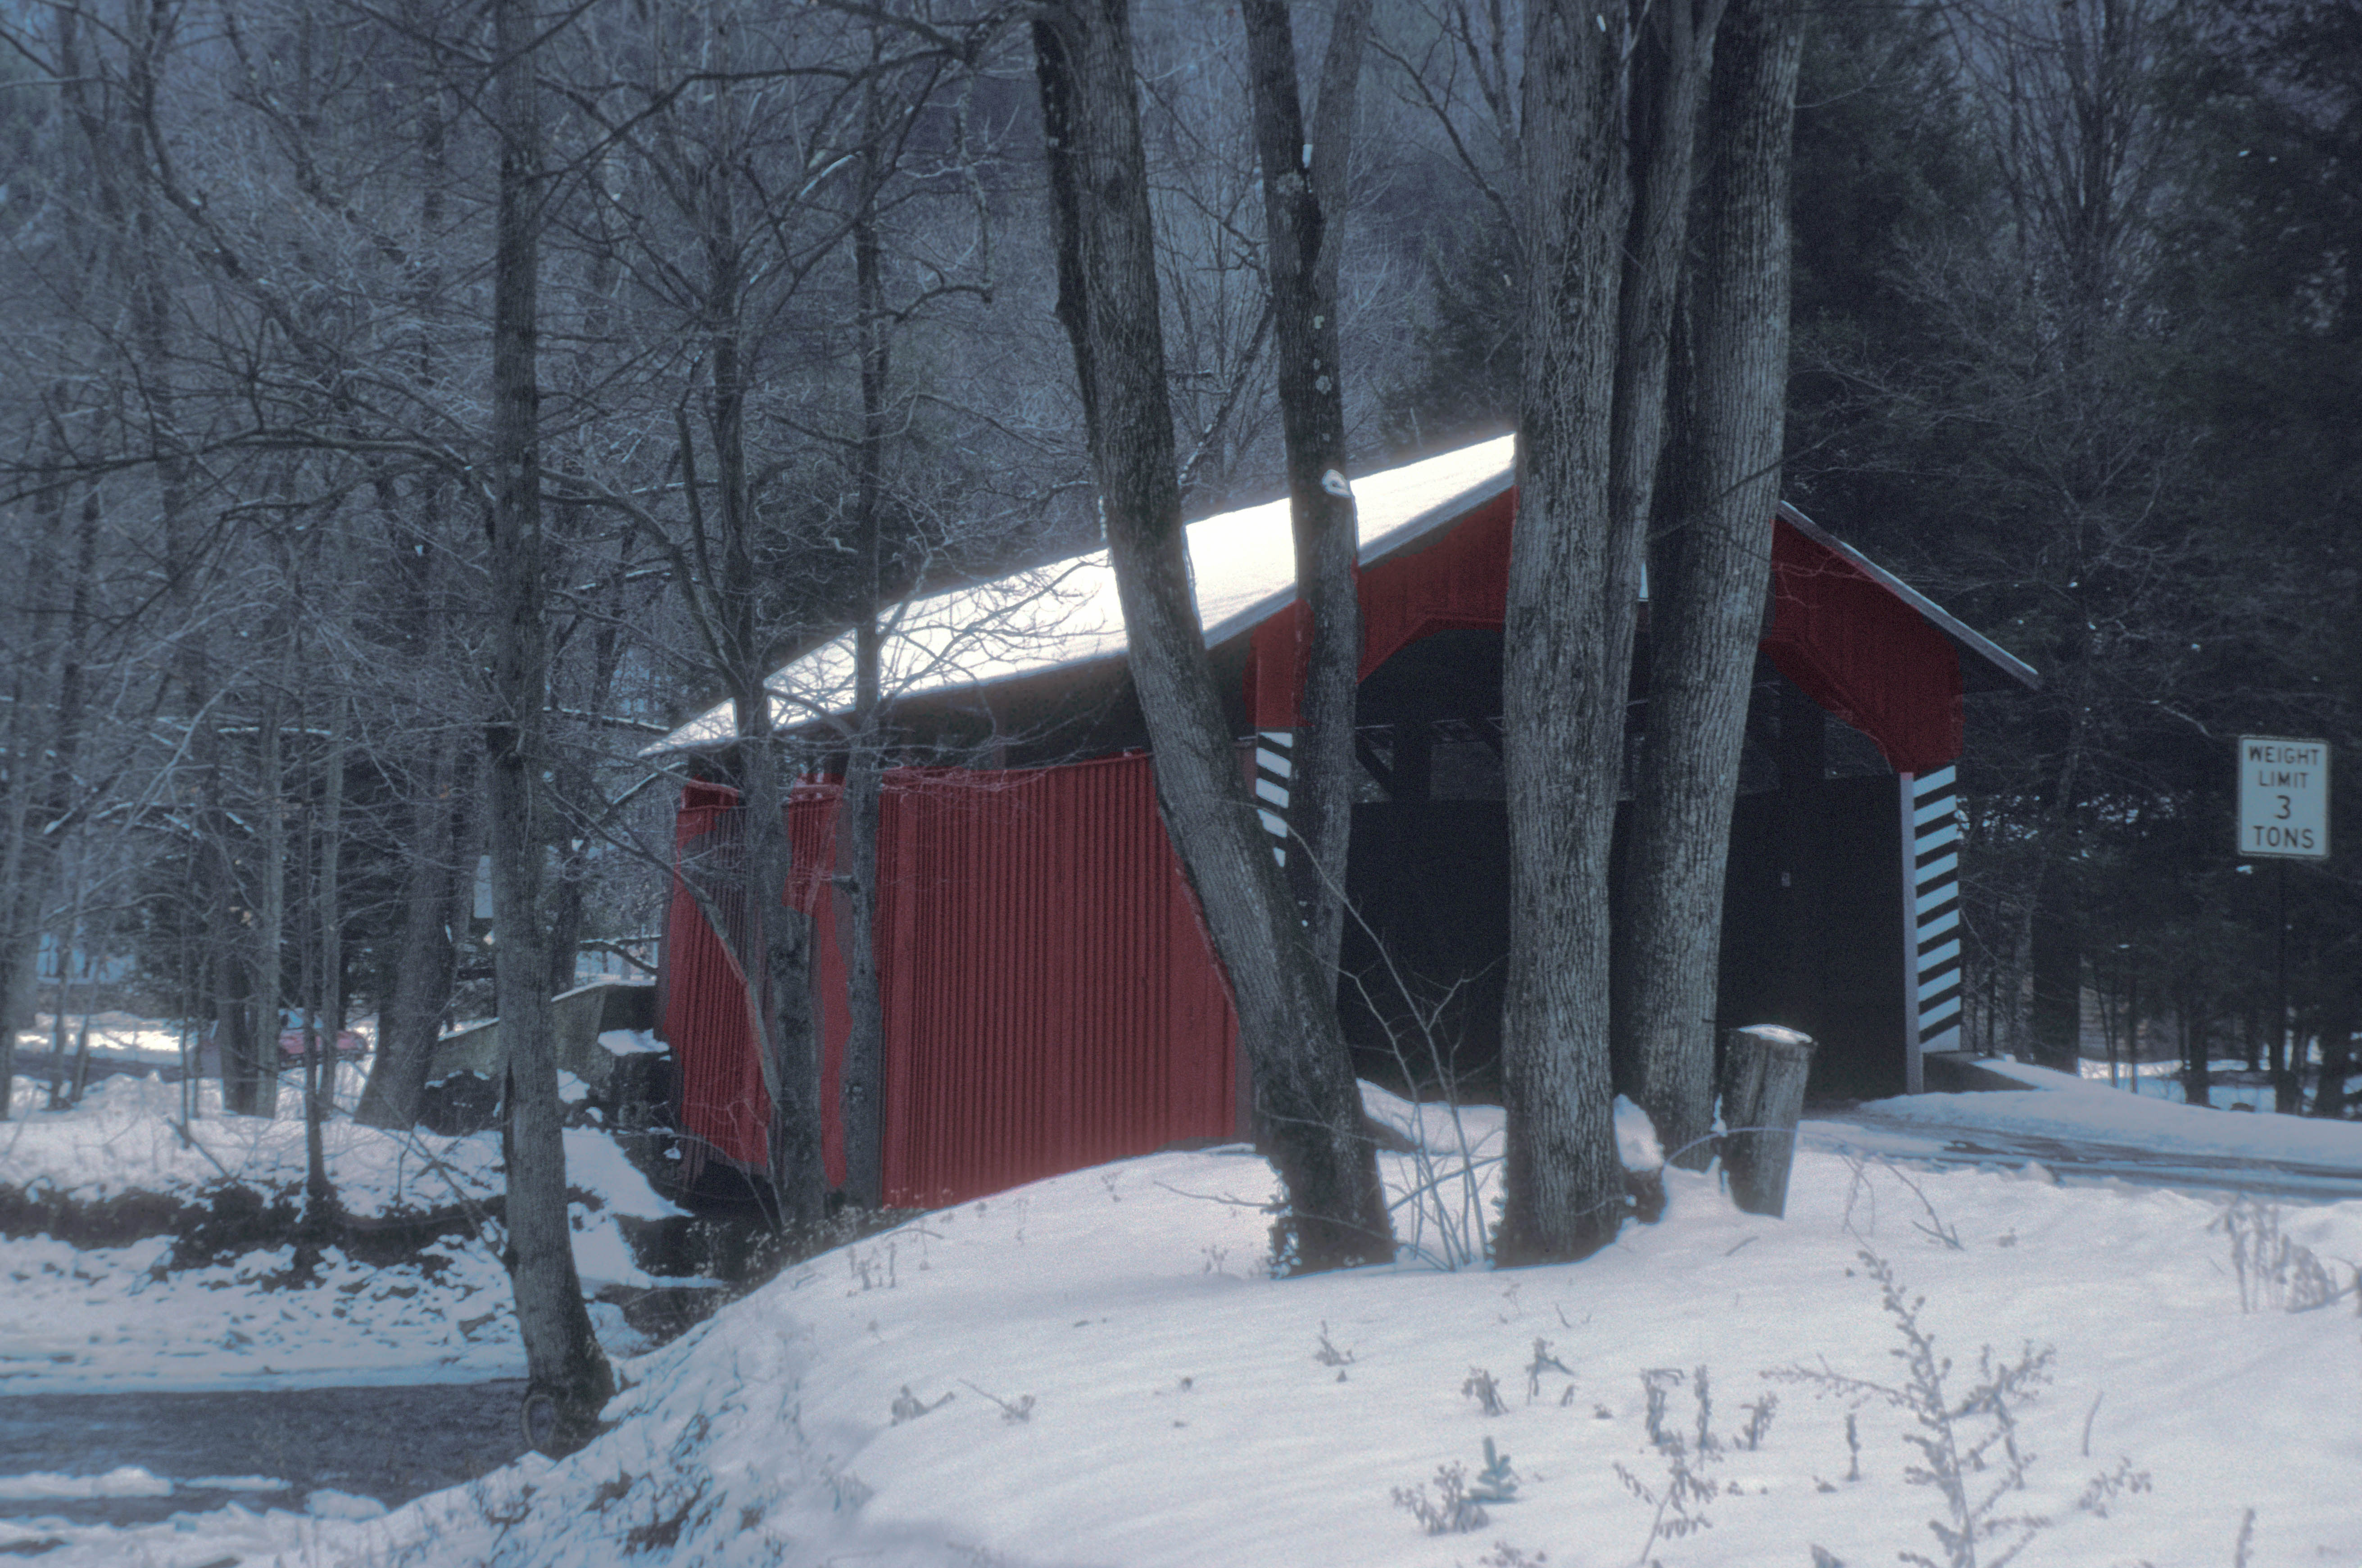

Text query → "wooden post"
[1721,1024,1816,1217]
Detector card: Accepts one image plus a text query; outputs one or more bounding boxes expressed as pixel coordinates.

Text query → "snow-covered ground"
[2074,1055,2296,1110]
[1809,1058,2362,1204]
[12,1011,219,1071]
[0,1070,683,1398]
[5,1074,2358,1567]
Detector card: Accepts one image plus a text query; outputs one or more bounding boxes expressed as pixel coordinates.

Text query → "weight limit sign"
[2238,735,2330,860]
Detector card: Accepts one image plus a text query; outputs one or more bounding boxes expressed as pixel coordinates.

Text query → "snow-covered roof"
[647,431,2041,754]
[649,436,1516,754]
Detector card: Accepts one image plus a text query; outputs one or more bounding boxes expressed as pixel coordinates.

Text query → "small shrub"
[1394,1462,1489,1536]
[1315,1321,1355,1366]
[1468,1545,1547,1567]
[1771,1250,2060,1568]
[2215,1199,2341,1313]
[2073,1456,2151,1518]
[1616,1367,1724,1563]
[1525,1337,1573,1402]
[1464,1366,1507,1416]
[1736,1393,1777,1452]
[889,1385,953,1424]
[1469,1437,1520,1501]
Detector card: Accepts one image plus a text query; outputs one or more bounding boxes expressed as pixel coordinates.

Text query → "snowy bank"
[0,1072,686,1396]
[1855,1058,2362,1168]
[14,1119,2358,1566]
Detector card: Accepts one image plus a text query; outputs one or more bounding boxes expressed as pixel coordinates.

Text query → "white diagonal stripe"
[1919,993,1963,1030]
[1915,883,1961,917]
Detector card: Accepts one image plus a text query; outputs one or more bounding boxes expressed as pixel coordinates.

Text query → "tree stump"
[1720,1025,1816,1218]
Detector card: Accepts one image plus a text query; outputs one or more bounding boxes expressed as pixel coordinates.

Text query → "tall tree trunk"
[2312,994,2352,1119]
[1496,1,1658,1267]
[2125,968,2140,1092]
[0,452,72,1119]
[678,131,832,1228]
[0,636,46,1114]
[1614,0,1801,1169]
[354,11,466,1133]
[838,138,892,1211]
[839,700,885,1209]
[48,852,86,1109]
[730,724,827,1228]
[2180,992,2210,1107]
[352,737,463,1128]
[1033,0,1391,1272]
[299,805,326,1197]
[306,701,346,1204]
[66,0,224,1114]
[0,707,32,1116]
[251,691,288,1119]
[1239,0,1371,982]
[356,732,468,1128]
[484,0,612,1452]
[2027,866,2081,1071]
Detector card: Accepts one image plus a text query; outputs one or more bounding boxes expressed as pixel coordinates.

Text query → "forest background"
[0,0,2356,1141]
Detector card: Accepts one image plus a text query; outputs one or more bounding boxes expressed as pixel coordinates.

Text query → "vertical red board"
[872,755,1239,1208]
[663,758,1237,1205]
[661,783,771,1169]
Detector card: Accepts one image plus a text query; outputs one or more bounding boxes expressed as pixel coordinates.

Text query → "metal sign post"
[2237,737,2330,1110]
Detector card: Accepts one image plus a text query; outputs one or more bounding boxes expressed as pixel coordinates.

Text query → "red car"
[279,1027,369,1060]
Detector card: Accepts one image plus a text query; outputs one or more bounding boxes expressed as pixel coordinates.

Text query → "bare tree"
[1610,0,1803,1168]
[1497,1,1720,1265]
[1239,0,1372,983]
[1882,0,2197,1072]
[483,0,612,1452]
[1031,0,1391,1272]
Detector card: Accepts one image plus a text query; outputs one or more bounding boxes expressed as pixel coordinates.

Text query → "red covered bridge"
[649,436,2036,1206]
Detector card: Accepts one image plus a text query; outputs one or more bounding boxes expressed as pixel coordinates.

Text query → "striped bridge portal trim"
[1255,730,1292,866]
[1905,766,1964,1085]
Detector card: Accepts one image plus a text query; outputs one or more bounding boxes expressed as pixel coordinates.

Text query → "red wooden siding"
[659,755,1239,1205]
[873,757,1238,1206]
[1245,491,1963,775]
[1759,518,1963,775]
